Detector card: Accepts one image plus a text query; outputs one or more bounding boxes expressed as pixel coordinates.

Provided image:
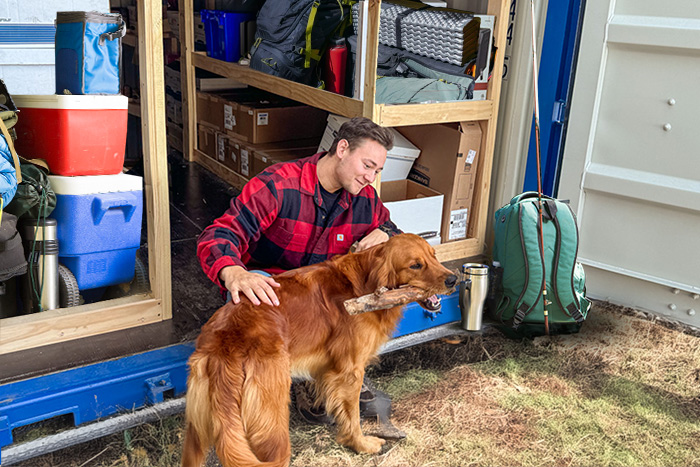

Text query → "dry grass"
[14,302,700,467]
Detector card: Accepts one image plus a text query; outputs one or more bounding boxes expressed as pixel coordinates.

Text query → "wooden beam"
[434,238,484,263]
[468,0,512,256]
[0,296,162,355]
[376,100,494,127]
[180,0,197,162]
[192,53,364,118]
[193,149,249,192]
[137,1,172,320]
[362,0,381,120]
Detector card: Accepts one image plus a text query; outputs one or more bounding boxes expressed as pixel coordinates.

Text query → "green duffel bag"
[489,192,591,338]
[5,159,56,220]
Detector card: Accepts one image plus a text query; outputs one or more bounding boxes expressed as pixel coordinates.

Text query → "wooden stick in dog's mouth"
[344,286,441,315]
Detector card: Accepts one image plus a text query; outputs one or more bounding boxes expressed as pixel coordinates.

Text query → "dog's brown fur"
[182,234,457,467]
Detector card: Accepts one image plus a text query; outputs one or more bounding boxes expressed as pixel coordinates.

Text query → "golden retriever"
[182,233,457,467]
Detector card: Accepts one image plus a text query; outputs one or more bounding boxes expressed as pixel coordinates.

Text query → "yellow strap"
[304,1,320,68]
[0,118,21,184]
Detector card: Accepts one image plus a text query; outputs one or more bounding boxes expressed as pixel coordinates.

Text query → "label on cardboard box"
[241,149,250,176]
[257,112,269,126]
[217,135,225,162]
[466,149,477,165]
[448,208,469,241]
[224,104,235,130]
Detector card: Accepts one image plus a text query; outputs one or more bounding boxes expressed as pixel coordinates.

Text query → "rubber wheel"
[131,256,149,294]
[58,264,80,308]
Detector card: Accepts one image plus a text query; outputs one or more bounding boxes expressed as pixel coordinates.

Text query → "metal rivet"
[672,288,680,295]
[668,303,677,311]
[688,309,696,316]
[667,98,676,106]
[663,123,672,131]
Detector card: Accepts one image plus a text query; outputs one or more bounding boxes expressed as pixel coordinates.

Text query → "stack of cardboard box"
[196,89,326,179]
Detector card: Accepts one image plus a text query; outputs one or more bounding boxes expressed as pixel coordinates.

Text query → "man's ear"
[335,139,349,159]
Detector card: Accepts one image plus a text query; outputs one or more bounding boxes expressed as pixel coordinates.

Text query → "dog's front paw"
[350,435,386,454]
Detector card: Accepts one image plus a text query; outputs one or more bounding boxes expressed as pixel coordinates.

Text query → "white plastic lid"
[49,173,143,195]
[13,94,128,110]
[325,113,420,160]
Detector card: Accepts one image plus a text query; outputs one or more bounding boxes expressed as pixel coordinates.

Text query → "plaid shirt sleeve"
[196,175,280,286]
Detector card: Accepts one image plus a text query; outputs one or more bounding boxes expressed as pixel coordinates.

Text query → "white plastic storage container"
[49,174,143,290]
[317,114,421,181]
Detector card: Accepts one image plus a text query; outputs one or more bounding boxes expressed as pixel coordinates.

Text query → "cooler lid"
[13,94,128,110]
[49,173,143,195]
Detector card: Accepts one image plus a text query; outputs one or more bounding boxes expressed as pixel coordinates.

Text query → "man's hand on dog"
[354,228,390,252]
[219,266,281,306]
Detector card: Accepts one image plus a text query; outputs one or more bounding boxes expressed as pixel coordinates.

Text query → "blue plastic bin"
[49,174,143,290]
[201,9,255,62]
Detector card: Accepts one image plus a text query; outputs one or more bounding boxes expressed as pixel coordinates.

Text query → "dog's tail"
[183,351,292,467]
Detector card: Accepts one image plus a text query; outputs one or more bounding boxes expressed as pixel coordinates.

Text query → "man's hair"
[328,117,394,155]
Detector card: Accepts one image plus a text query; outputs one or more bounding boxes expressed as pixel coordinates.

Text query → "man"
[197,117,403,435]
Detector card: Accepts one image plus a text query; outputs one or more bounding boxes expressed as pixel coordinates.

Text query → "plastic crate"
[201,9,256,62]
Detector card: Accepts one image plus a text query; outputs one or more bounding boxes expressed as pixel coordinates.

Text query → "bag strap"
[99,17,126,45]
[0,117,21,184]
[549,201,585,323]
[511,201,545,328]
[303,1,322,68]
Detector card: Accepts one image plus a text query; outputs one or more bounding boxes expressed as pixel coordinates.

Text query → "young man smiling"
[197,117,404,435]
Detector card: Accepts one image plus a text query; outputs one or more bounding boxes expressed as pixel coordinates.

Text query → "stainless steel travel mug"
[459,263,489,331]
[22,218,59,313]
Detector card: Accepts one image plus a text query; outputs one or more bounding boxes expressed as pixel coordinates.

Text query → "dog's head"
[357,233,458,310]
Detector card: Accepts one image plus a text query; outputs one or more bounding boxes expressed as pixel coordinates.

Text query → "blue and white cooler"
[49,173,143,290]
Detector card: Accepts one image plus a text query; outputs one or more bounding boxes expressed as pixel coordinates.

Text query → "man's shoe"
[359,376,407,440]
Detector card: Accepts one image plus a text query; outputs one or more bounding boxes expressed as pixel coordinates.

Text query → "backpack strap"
[0,117,21,184]
[304,1,323,68]
[510,200,545,328]
[547,200,585,323]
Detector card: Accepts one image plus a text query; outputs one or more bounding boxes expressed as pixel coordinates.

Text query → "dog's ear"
[366,243,399,292]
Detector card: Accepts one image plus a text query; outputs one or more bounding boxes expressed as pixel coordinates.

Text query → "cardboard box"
[217,133,241,173]
[380,180,444,244]
[400,122,482,243]
[196,90,327,144]
[252,146,317,178]
[317,114,421,181]
[197,124,217,161]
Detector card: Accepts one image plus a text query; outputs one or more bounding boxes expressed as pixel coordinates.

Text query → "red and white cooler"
[12,94,128,176]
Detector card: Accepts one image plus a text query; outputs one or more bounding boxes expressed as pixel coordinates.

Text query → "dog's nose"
[445,274,458,288]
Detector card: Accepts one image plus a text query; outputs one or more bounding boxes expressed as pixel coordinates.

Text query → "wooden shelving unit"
[0,2,172,355]
[179,0,510,263]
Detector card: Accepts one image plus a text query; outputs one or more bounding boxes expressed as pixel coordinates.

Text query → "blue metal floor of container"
[0,153,471,464]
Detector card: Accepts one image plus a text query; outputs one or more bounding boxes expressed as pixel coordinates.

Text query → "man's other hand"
[219,266,281,306]
[354,228,390,252]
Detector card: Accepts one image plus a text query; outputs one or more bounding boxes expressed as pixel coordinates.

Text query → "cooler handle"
[92,193,138,224]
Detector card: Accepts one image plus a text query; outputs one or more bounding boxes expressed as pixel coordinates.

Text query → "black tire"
[131,256,149,294]
[58,264,80,308]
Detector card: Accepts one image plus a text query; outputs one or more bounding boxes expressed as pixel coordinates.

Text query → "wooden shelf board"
[192,52,364,118]
[193,148,249,191]
[435,238,484,263]
[376,99,494,127]
[0,295,163,355]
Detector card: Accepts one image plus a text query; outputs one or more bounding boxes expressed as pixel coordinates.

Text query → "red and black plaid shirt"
[197,152,400,291]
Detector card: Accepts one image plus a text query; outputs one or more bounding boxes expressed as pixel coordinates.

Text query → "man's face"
[336,139,388,195]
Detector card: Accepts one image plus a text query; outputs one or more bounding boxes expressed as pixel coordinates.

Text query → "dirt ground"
[12,301,700,467]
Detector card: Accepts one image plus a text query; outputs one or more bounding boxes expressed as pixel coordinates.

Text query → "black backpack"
[249,0,355,87]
